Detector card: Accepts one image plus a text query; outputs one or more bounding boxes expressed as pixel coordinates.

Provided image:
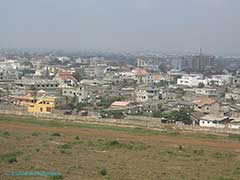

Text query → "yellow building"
[28,97,65,113]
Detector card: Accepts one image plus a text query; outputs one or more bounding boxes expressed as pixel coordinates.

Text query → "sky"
[0,0,240,55]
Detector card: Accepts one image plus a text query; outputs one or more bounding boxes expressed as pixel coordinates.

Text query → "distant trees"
[96,96,124,108]
[73,68,87,81]
[152,107,193,125]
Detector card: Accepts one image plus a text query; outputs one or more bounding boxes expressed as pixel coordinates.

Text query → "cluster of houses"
[1,56,240,129]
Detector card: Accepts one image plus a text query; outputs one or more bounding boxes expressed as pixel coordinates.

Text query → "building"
[207,75,232,86]
[193,98,219,114]
[132,68,154,84]
[199,115,230,128]
[177,74,207,87]
[28,97,65,113]
[14,78,60,93]
[110,101,142,115]
[0,68,19,82]
[136,86,161,102]
[13,91,38,106]
[176,55,215,72]
[195,88,217,97]
[62,85,95,103]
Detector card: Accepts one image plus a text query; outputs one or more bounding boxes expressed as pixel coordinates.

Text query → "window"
[46,107,52,112]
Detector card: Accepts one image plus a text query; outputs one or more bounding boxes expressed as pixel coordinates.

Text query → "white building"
[195,88,217,97]
[199,115,229,128]
[177,74,207,87]
[208,75,232,86]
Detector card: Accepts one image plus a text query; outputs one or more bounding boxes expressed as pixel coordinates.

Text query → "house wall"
[194,103,219,114]
[199,120,225,128]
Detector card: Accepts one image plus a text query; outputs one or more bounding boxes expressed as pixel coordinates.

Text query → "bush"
[0,151,23,163]
[51,133,61,137]
[75,136,80,140]
[109,140,120,146]
[32,132,40,136]
[58,144,72,149]
[99,167,107,176]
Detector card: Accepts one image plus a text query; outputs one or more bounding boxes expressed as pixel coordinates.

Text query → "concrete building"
[177,74,207,87]
[62,85,95,103]
[0,68,19,82]
[136,86,161,102]
[193,98,219,114]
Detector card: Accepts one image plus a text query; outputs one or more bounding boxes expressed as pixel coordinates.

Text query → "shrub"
[58,144,72,149]
[3,131,10,136]
[99,167,107,176]
[32,132,40,136]
[75,136,80,140]
[109,140,120,146]
[51,133,61,137]
[0,151,23,163]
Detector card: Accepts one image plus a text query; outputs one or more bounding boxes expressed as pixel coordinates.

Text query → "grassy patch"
[0,151,23,163]
[0,131,10,137]
[213,152,235,159]
[58,143,72,149]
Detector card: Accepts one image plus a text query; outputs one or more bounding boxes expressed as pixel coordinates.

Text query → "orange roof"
[193,98,217,107]
[111,101,131,107]
[154,74,161,80]
[14,95,36,100]
[133,68,149,76]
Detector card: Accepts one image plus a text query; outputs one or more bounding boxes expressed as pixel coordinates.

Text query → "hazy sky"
[1,0,240,55]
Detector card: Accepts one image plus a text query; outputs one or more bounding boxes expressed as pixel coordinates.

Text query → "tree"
[73,68,87,82]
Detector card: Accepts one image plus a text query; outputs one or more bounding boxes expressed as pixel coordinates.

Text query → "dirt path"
[1,122,240,150]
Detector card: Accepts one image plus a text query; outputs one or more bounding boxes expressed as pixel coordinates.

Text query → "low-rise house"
[207,75,232,86]
[110,101,142,115]
[142,101,163,113]
[0,68,19,82]
[28,96,65,113]
[62,85,95,103]
[199,114,230,128]
[14,78,60,92]
[136,86,161,102]
[54,71,78,88]
[132,68,154,84]
[177,74,207,87]
[193,98,219,114]
[13,92,37,106]
[195,88,217,97]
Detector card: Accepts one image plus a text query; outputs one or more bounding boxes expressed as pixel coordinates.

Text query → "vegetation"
[152,107,193,124]
[73,68,87,81]
[1,115,240,179]
[76,102,92,111]
[96,96,124,108]
[99,167,107,176]
[0,151,23,163]
[51,132,61,137]
[99,110,124,119]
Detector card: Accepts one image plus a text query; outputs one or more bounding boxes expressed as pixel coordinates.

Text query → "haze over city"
[1,0,240,55]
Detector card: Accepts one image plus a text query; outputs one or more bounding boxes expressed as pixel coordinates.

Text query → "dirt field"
[0,115,240,180]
